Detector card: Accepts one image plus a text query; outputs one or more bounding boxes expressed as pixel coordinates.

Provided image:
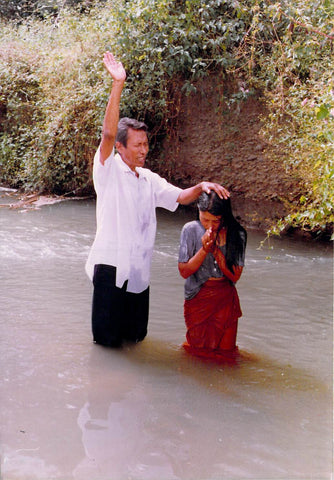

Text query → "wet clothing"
[183,278,242,352]
[178,220,245,299]
[92,264,149,347]
[86,147,182,346]
[179,220,245,357]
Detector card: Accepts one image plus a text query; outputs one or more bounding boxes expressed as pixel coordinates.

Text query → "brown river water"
[0,192,333,480]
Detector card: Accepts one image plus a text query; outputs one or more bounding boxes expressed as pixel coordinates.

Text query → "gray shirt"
[178,220,245,299]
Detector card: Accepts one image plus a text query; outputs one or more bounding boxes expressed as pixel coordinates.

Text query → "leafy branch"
[278,7,334,41]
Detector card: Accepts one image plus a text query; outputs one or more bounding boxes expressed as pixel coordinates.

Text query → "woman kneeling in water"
[178,191,247,358]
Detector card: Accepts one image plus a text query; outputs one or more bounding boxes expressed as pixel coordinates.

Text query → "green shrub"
[0,11,109,193]
[247,0,334,236]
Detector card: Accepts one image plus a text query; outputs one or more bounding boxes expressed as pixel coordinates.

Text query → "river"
[0,194,332,480]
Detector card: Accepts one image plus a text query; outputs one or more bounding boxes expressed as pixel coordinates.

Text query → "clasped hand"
[202,228,217,253]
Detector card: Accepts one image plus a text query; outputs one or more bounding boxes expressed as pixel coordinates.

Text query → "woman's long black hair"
[198,192,247,273]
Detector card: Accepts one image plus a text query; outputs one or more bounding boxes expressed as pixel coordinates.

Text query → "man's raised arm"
[99,52,126,165]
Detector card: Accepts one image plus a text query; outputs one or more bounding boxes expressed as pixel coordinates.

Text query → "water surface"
[0,197,332,480]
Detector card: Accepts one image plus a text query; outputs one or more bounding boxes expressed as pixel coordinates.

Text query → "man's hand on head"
[200,182,230,200]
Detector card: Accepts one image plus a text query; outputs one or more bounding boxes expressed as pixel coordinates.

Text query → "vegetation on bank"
[0,0,333,238]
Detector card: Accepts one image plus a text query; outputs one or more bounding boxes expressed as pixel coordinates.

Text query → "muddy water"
[0,195,332,480]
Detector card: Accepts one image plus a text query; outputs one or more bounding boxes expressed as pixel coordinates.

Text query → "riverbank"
[0,187,92,210]
[154,76,303,234]
[0,71,331,242]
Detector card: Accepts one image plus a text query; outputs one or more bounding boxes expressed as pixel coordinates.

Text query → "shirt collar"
[115,153,147,180]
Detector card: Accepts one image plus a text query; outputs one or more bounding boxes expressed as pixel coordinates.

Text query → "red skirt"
[183,278,242,355]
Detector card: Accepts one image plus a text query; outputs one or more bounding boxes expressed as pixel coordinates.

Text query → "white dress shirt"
[85,147,182,293]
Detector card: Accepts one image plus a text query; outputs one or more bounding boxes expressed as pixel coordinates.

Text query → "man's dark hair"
[198,191,247,273]
[116,117,148,147]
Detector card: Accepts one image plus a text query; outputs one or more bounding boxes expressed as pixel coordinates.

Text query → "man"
[85,52,229,347]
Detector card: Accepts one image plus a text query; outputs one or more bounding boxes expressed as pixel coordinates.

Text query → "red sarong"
[183,278,242,357]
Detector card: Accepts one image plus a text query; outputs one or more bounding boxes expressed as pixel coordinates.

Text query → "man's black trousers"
[92,264,149,347]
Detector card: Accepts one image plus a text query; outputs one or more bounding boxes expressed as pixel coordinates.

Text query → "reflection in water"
[0,197,332,480]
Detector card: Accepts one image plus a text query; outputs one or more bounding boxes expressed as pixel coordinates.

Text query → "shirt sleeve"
[146,170,182,211]
[92,146,115,193]
[178,222,196,263]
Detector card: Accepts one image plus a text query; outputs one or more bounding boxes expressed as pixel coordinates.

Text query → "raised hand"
[103,51,126,83]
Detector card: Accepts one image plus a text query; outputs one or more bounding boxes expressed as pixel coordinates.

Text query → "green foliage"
[111,0,252,136]
[263,79,333,238]
[241,0,334,237]
[0,10,109,193]
[0,0,254,194]
[0,1,103,20]
[0,0,333,236]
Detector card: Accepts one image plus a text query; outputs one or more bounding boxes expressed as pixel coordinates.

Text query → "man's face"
[116,128,149,171]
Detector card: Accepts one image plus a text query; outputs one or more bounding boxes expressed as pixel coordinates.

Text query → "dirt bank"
[153,76,302,232]
[1,76,304,234]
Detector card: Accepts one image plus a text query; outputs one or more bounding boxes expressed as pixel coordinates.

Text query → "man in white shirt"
[86,52,229,347]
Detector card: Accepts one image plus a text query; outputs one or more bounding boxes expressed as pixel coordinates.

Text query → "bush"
[245,0,334,236]
[0,10,109,193]
[0,0,333,236]
[0,1,103,20]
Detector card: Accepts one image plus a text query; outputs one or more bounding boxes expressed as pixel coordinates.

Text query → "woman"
[178,192,247,358]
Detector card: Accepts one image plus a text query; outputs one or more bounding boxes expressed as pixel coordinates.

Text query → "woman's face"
[199,211,222,232]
